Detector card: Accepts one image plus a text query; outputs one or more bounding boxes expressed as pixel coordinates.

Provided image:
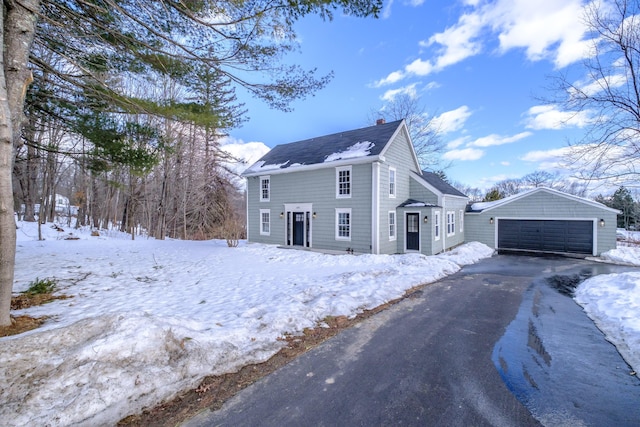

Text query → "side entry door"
[406,213,420,251]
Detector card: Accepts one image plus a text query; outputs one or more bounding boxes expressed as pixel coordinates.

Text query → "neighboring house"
[243,121,618,257]
[464,187,619,256]
[242,119,467,256]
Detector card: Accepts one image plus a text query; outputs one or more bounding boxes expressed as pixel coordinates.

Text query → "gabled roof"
[467,187,620,213]
[410,170,468,201]
[242,120,406,176]
[418,171,468,198]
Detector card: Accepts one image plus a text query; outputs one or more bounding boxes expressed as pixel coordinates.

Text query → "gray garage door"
[498,219,593,254]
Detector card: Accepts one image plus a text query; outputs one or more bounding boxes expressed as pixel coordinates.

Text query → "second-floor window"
[260,176,270,201]
[389,167,396,197]
[336,166,352,198]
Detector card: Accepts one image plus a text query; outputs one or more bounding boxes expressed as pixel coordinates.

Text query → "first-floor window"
[336,208,351,240]
[434,211,441,241]
[447,211,455,236]
[459,210,464,233]
[389,211,396,240]
[260,209,270,235]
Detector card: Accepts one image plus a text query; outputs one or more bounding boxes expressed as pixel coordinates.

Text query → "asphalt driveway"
[183,255,640,427]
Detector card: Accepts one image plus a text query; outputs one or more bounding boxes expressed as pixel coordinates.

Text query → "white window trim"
[388,211,396,241]
[259,176,270,202]
[389,167,396,198]
[260,209,270,236]
[336,166,352,199]
[434,211,441,241]
[459,209,464,233]
[446,211,456,237]
[335,208,352,241]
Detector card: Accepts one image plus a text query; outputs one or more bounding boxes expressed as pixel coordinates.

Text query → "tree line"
[596,187,640,230]
[0,0,383,326]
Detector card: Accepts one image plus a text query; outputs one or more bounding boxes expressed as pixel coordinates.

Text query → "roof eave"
[242,155,381,177]
[468,187,621,214]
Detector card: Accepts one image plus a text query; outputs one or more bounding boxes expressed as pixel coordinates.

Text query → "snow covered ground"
[579,233,640,376]
[2,222,492,426]
[1,222,638,426]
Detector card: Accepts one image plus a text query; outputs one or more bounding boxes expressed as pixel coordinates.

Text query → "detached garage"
[465,187,619,256]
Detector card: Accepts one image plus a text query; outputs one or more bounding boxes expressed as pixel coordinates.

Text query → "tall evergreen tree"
[0,0,383,326]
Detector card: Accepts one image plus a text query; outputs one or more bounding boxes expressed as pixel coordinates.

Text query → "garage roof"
[467,187,619,213]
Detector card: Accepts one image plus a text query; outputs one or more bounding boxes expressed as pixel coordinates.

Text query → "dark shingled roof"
[244,120,404,174]
[418,171,468,197]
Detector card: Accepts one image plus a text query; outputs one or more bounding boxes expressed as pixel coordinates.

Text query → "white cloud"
[446,136,469,149]
[476,174,517,189]
[469,131,532,147]
[500,161,510,166]
[374,0,594,84]
[519,146,576,173]
[572,73,626,97]
[419,12,486,71]
[382,0,394,19]
[442,147,484,161]
[406,0,425,6]
[520,146,570,163]
[518,144,637,190]
[373,70,405,87]
[381,83,419,101]
[220,137,271,176]
[492,0,591,68]
[524,104,595,130]
[432,105,472,134]
[424,81,441,91]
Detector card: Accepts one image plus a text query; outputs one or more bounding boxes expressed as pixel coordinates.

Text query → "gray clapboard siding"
[464,189,618,255]
[409,179,440,205]
[378,127,420,254]
[442,196,468,249]
[247,163,374,252]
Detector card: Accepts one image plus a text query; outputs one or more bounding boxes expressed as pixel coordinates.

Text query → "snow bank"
[575,272,640,374]
[436,241,496,266]
[597,246,640,266]
[2,222,493,426]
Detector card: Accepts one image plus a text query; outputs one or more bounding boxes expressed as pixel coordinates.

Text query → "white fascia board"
[443,193,470,202]
[242,155,379,177]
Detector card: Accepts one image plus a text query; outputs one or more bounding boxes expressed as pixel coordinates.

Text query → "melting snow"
[2,222,488,426]
[243,159,290,173]
[324,141,374,162]
[2,222,639,425]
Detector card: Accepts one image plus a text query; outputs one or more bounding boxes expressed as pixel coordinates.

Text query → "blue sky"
[225,0,597,190]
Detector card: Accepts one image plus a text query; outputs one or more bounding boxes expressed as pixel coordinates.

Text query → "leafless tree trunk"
[0,0,39,326]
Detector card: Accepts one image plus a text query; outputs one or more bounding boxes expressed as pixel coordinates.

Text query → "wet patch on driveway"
[493,263,640,426]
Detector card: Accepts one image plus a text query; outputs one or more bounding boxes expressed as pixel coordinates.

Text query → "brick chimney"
[376,118,386,125]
